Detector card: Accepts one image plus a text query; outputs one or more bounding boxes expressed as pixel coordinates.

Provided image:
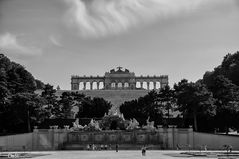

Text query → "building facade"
[71,67,168,90]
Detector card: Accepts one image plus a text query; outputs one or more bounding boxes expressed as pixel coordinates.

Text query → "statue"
[85,119,101,131]
[142,117,156,131]
[73,118,79,128]
[126,118,139,130]
[72,118,85,131]
[71,106,79,119]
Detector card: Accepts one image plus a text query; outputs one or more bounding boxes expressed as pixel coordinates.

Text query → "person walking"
[141,145,146,156]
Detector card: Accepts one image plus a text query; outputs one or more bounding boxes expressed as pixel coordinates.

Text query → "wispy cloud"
[0,33,42,55]
[64,0,209,38]
[49,35,62,47]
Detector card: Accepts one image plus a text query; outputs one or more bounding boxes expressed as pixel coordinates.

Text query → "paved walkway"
[2,150,224,159]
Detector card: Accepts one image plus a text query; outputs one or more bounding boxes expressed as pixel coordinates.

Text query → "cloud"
[49,35,62,47]
[0,33,42,55]
[64,0,209,38]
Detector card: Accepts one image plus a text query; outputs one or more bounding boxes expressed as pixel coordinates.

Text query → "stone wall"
[31,127,194,150]
[194,132,239,150]
[0,133,32,151]
[1,129,239,151]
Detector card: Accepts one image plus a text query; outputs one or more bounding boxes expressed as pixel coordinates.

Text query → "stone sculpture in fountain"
[142,117,156,131]
[126,118,140,130]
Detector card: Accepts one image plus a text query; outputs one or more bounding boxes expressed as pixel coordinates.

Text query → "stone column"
[90,82,93,90]
[83,82,86,90]
[140,82,143,89]
[153,82,156,90]
[32,127,39,150]
[160,82,167,89]
[71,83,74,90]
[97,82,99,90]
[78,82,81,90]
[147,82,150,90]
[188,126,194,149]
[167,125,174,149]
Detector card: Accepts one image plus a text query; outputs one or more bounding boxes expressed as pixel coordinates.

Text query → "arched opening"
[149,82,154,90]
[156,82,160,89]
[79,82,84,90]
[99,82,104,89]
[124,82,129,88]
[142,82,147,89]
[111,83,116,88]
[118,82,123,88]
[92,82,97,90]
[135,82,140,88]
[86,82,90,90]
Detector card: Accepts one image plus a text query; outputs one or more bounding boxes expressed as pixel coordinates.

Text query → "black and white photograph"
[0,0,239,158]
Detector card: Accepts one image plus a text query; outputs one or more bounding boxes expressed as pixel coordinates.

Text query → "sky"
[0,0,239,90]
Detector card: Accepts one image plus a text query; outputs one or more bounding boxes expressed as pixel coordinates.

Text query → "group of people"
[86,143,147,156]
[86,144,112,150]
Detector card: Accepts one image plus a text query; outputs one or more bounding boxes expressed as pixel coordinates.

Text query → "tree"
[78,96,112,118]
[174,79,215,131]
[203,51,239,86]
[57,91,112,119]
[90,97,112,118]
[0,68,9,105]
[0,54,36,94]
[202,51,239,132]
[209,75,239,133]
[57,92,85,119]
[120,90,163,125]
[35,79,45,89]
[5,93,46,133]
[0,54,41,133]
[158,85,176,119]
[41,84,58,118]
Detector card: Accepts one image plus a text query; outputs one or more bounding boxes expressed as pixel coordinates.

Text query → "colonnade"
[71,75,168,90]
[137,81,158,90]
[71,81,104,90]
[80,81,104,90]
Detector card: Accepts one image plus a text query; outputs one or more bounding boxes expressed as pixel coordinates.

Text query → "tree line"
[1,51,239,133]
[0,54,111,134]
[120,51,239,133]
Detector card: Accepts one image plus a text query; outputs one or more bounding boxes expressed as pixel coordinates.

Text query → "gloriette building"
[53,67,169,112]
[71,67,168,90]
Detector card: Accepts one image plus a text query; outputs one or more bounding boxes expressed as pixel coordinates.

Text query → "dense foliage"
[203,51,239,87]
[0,54,111,134]
[1,51,239,134]
[56,91,112,119]
[120,90,168,126]
[0,54,44,133]
[121,51,239,132]
[174,79,215,131]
